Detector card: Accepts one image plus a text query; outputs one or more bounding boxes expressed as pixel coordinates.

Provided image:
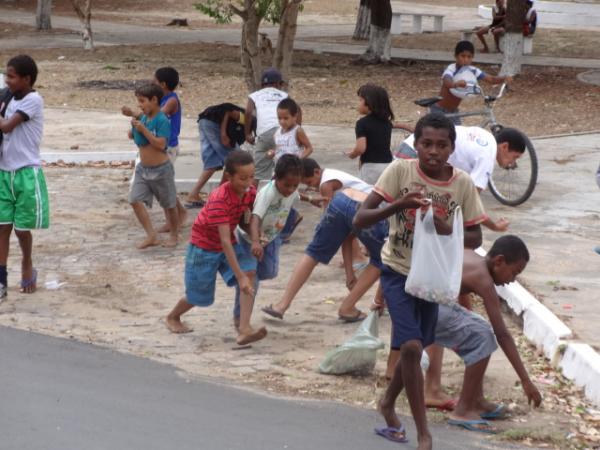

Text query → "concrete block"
[522,301,572,359]
[560,343,600,407]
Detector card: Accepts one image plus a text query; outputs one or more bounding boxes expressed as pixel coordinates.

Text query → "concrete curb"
[475,248,600,407]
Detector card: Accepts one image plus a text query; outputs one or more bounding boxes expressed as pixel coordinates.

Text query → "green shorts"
[0,167,50,230]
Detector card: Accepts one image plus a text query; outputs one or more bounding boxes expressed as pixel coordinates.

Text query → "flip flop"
[262,304,284,320]
[374,425,409,443]
[448,419,497,434]
[338,310,367,323]
[20,268,37,293]
[352,261,369,272]
[426,399,457,412]
[184,200,205,209]
[480,404,508,420]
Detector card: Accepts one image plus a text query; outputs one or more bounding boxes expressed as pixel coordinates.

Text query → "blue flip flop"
[480,404,508,420]
[448,419,497,434]
[20,268,37,293]
[374,425,409,443]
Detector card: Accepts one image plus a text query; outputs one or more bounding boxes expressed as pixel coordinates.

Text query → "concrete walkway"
[2,8,600,69]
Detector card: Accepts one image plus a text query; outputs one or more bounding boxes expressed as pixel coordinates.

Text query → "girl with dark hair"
[345,84,394,185]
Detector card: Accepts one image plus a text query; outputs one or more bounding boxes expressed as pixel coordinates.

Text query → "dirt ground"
[0,41,598,137]
[0,167,598,449]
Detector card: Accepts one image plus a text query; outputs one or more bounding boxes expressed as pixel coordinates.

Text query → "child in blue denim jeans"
[233,154,303,328]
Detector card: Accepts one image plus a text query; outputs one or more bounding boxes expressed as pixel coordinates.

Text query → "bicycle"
[398,82,538,207]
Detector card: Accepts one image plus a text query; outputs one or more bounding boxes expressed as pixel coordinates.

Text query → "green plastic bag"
[318,311,385,375]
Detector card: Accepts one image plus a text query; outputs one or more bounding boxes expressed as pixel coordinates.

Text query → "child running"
[434,40,512,125]
[0,55,49,297]
[123,67,186,231]
[353,113,487,449]
[233,154,302,328]
[345,84,393,185]
[166,150,267,346]
[267,98,313,161]
[127,83,179,249]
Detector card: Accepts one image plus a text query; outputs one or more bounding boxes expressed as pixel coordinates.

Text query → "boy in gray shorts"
[383,236,542,433]
[127,83,178,249]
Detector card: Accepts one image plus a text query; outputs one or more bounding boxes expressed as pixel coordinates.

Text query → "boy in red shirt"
[166,150,267,346]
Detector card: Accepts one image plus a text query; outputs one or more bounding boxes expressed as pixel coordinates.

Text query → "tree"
[71,0,94,50]
[353,0,370,41]
[355,0,391,64]
[501,0,527,75]
[36,0,52,30]
[195,0,303,91]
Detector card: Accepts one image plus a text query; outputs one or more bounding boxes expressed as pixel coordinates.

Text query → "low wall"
[479,1,600,27]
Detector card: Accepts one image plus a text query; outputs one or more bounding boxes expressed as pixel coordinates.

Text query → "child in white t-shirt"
[267,97,313,162]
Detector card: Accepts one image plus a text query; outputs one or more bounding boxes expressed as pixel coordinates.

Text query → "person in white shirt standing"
[245,68,289,185]
[0,55,50,299]
[395,125,526,232]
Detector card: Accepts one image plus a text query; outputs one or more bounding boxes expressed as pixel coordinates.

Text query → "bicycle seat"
[414,96,442,107]
[484,95,497,102]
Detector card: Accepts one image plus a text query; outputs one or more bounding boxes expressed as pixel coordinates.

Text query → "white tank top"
[274,125,302,160]
[320,168,373,194]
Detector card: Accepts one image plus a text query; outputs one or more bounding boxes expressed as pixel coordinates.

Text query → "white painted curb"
[475,248,600,407]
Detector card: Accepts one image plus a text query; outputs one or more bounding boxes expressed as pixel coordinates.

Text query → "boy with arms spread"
[166,150,267,346]
[0,55,49,297]
[128,84,179,249]
[383,236,542,433]
[353,113,486,449]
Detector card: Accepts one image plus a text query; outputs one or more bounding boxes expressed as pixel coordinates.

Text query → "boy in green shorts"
[0,55,50,298]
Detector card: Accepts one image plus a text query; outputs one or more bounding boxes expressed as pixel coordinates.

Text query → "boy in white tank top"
[267,98,313,163]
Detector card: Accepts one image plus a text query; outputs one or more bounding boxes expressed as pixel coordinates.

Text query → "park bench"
[461,29,475,42]
[391,12,445,35]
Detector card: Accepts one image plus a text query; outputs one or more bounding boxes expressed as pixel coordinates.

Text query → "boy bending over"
[166,150,267,346]
[353,113,486,449]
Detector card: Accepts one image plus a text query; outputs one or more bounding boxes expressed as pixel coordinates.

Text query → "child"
[353,113,487,449]
[233,154,302,327]
[434,40,512,125]
[0,55,49,297]
[245,67,289,185]
[185,103,249,208]
[267,98,313,161]
[123,67,186,231]
[262,160,383,321]
[345,84,393,185]
[127,83,179,249]
[383,236,542,432]
[524,0,537,37]
[166,150,267,346]
[475,0,506,53]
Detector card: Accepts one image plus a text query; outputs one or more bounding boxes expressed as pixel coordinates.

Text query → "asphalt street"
[0,326,528,450]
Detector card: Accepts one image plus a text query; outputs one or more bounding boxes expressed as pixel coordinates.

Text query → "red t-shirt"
[190,182,257,252]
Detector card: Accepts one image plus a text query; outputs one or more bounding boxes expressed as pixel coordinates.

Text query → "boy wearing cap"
[245,68,289,185]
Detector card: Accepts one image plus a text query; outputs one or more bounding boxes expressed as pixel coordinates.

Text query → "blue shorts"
[233,233,282,319]
[199,119,237,170]
[305,192,388,269]
[382,265,439,349]
[184,243,255,307]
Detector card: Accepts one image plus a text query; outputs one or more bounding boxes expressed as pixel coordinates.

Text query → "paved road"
[0,326,528,450]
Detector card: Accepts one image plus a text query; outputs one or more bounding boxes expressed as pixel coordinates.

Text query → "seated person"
[395,125,526,232]
[524,0,537,37]
[382,235,542,433]
[475,0,506,53]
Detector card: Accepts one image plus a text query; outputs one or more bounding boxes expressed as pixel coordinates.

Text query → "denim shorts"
[199,119,236,170]
[383,266,439,349]
[305,192,388,269]
[184,243,255,307]
[435,303,498,366]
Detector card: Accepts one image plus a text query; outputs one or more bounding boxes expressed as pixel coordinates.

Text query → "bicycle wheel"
[488,133,538,206]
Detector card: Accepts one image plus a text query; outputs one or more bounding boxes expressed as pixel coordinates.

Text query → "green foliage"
[195,0,302,25]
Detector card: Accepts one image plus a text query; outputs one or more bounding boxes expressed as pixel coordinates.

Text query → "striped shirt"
[190,182,257,252]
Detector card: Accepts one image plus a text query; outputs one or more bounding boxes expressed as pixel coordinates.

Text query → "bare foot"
[417,435,433,450]
[166,317,193,334]
[236,326,267,345]
[425,391,456,410]
[156,223,171,233]
[162,236,178,248]
[137,234,160,249]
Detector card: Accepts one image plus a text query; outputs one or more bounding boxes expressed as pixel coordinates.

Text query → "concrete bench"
[391,12,445,34]
[461,29,475,42]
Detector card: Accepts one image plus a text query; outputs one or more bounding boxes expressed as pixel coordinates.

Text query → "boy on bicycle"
[434,40,512,125]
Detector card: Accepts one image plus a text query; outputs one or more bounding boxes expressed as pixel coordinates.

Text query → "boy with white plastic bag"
[353,113,487,448]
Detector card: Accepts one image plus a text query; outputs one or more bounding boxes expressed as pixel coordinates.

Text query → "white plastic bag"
[318,311,384,375]
[405,206,464,305]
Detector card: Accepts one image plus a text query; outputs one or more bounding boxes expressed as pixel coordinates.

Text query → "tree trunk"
[36,0,52,30]
[240,1,262,92]
[501,0,527,75]
[360,0,391,62]
[353,0,371,41]
[71,0,93,50]
[273,0,301,85]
